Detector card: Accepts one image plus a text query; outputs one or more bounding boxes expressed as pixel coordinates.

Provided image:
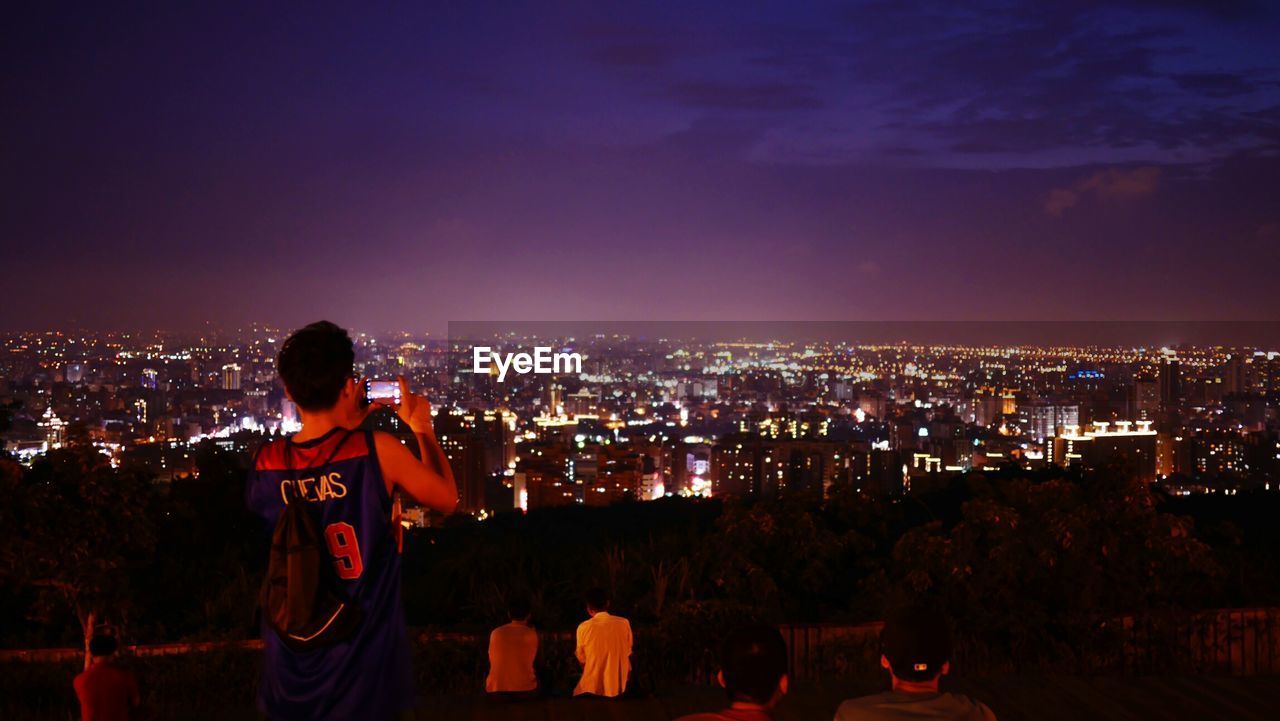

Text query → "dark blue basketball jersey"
[247,428,415,721]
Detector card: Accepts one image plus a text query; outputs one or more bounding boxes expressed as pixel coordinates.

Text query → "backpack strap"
[321,429,356,466]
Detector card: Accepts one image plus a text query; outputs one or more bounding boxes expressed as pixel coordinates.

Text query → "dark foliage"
[2,446,1278,673]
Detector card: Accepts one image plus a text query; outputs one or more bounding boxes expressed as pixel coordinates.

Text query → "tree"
[707,493,849,620]
[1,447,157,667]
[882,468,1221,671]
[141,440,261,640]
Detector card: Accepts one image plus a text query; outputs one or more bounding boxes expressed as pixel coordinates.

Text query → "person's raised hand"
[393,375,435,435]
[355,376,382,425]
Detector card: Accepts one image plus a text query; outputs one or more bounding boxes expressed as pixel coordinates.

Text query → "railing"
[779,621,883,681]
[1122,607,1280,675]
[0,639,265,664]
[3,608,1278,678]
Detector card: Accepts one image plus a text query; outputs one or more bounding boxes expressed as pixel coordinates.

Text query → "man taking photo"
[246,320,457,721]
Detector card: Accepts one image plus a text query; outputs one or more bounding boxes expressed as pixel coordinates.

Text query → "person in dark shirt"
[73,635,140,721]
[834,606,995,721]
[676,624,790,721]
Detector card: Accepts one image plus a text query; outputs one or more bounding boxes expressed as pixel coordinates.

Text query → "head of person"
[88,635,119,660]
[584,587,610,615]
[879,604,953,691]
[717,624,789,709]
[508,597,532,623]
[278,321,360,419]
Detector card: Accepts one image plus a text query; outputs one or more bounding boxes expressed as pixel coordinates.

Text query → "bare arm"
[372,377,457,513]
[375,432,457,513]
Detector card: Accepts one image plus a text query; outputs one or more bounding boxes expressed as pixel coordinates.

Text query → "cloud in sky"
[669,81,824,111]
[2,1,1279,328]
[1044,166,1162,216]
[602,2,1280,170]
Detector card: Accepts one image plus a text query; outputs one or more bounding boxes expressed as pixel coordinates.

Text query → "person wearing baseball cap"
[834,605,996,721]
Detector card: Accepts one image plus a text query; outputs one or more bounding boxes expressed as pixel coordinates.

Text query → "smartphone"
[365,379,402,405]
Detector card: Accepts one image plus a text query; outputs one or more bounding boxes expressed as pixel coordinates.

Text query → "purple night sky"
[3,1,1279,333]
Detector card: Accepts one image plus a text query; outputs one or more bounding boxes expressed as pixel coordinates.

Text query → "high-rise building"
[564,387,597,417]
[712,434,763,497]
[867,448,906,496]
[1224,354,1247,396]
[434,412,511,513]
[591,447,646,505]
[543,382,564,415]
[475,411,516,477]
[663,440,713,496]
[1158,358,1180,412]
[1155,433,1176,478]
[1132,378,1159,420]
[514,443,573,509]
[436,428,485,512]
[568,448,598,504]
[760,439,843,498]
[639,468,663,500]
[1051,420,1158,482]
[40,406,65,449]
[1260,353,1280,395]
[517,466,576,509]
[1189,433,1248,478]
[1023,402,1079,442]
[973,393,1012,427]
[856,393,886,420]
[221,363,242,391]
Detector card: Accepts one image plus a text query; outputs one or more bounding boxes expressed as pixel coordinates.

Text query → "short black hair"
[881,605,953,682]
[277,321,355,412]
[89,635,119,657]
[508,597,531,620]
[584,587,610,612]
[720,624,788,704]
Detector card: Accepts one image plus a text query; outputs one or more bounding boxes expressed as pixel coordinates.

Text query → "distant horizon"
[8,320,1280,350]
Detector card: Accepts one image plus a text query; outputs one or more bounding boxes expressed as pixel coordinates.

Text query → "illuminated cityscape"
[6,328,1278,512]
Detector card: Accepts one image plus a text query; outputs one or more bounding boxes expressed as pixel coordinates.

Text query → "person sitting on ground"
[73,635,140,721]
[485,597,540,697]
[834,605,996,721]
[676,624,790,721]
[572,587,633,698]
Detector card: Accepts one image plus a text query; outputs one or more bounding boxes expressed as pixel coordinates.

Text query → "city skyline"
[6,324,1277,505]
[4,1,1280,330]
[10,320,1280,349]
